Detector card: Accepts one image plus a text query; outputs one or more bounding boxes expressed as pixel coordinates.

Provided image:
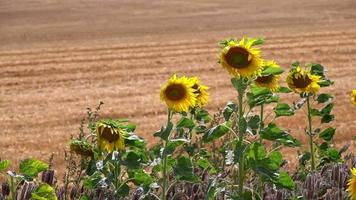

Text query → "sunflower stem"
[9,176,16,200]
[162,109,172,200]
[306,95,315,170]
[258,103,264,196]
[236,78,246,197]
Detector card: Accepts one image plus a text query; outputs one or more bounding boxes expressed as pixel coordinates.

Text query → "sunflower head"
[96,119,126,152]
[70,140,94,157]
[351,90,356,107]
[254,60,282,92]
[189,77,209,108]
[219,38,263,78]
[286,65,321,94]
[347,168,356,200]
[160,74,197,113]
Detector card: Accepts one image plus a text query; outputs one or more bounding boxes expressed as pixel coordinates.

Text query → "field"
[1,0,356,177]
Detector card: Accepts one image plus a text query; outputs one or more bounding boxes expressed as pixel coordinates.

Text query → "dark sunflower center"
[224,47,251,69]
[101,127,120,143]
[255,75,274,84]
[292,75,312,89]
[165,84,186,101]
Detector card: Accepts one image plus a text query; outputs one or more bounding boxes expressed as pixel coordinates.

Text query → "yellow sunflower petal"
[160,74,197,113]
[220,37,263,78]
[347,168,356,200]
[254,60,281,92]
[351,89,356,107]
[286,65,321,94]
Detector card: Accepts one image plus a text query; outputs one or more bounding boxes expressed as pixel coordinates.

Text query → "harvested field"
[0,0,355,176]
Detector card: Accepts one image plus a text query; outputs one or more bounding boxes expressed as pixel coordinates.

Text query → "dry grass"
[0,0,355,178]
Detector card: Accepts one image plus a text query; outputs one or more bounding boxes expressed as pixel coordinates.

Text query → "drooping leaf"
[173,156,199,182]
[247,115,260,135]
[317,93,332,104]
[202,122,231,143]
[261,66,284,75]
[0,160,11,171]
[222,102,237,121]
[20,159,48,178]
[31,183,57,200]
[274,103,294,118]
[319,127,336,142]
[260,123,301,147]
[162,138,189,156]
[153,121,173,141]
[176,117,195,130]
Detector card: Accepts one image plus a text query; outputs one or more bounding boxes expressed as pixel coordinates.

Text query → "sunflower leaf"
[274,103,294,118]
[173,156,199,182]
[0,160,11,171]
[153,121,173,141]
[261,66,284,75]
[31,183,57,200]
[319,127,336,142]
[317,93,332,104]
[222,102,237,121]
[20,159,48,179]
[260,123,301,147]
[202,122,231,143]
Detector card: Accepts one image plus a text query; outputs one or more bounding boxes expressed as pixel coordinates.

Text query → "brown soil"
[1,0,355,177]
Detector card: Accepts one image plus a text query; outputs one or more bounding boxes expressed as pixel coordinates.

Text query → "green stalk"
[237,79,245,197]
[306,96,315,170]
[9,176,16,200]
[162,110,172,200]
[259,104,264,143]
[258,104,264,196]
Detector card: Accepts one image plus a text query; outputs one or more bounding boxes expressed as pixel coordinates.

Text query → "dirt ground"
[1,0,355,176]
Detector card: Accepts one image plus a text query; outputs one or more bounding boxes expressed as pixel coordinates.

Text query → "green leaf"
[173,156,198,182]
[310,108,321,116]
[194,108,211,123]
[319,127,336,142]
[223,102,237,121]
[248,37,264,46]
[117,183,129,197]
[202,122,231,143]
[247,115,260,135]
[274,103,294,118]
[260,123,301,147]
[31,183,57,200]
[20,159,48,178]
[83,172,102,189]
[321,114,334,123]
[122,151,143,169]
[80,195,90,200]
[0,160,11,171]
[317,93,332,104]
[162,138,189,156]
[274,172,295,189]
[176,117,195,130]
[133,170,153,188]
[231,78,248,93]
[261,66,284,75]
[125,134,145,149]
[298,151,311,166]
[276,87,292,93]
[310,63,325,77]
[267,151,283,171]
[153,121,173,141]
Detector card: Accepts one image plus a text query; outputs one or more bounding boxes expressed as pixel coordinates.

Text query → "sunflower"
[70,140,94,157]
[347,168,356,200]
[160,74,197,113]
[254,60,282,92]
[219,38,263,78]
[189,77,209,107]
[351,90,356,107]
[96,120,125,152]
[286,65,321,94]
